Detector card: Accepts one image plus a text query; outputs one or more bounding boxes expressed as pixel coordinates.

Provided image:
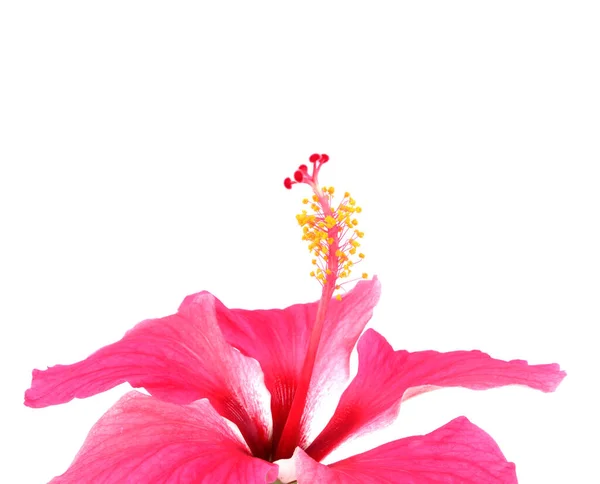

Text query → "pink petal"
[214,277,381,449]
[50,391,278,484]
[25,293,272,457]
[308,328,565,461]
[295,417,517,483]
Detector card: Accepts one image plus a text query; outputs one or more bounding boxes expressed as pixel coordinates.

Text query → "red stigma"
[284,153,331,190]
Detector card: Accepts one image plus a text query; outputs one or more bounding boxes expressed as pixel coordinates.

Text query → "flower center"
[275,154,368,459]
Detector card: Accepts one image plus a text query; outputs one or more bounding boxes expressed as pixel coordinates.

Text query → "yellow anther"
[324,216,336,229]
[296,187,366,287]
[362,273,368,279]
[336,294,342,301]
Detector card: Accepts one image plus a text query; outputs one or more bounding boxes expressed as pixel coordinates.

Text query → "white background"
[1,2,598,483]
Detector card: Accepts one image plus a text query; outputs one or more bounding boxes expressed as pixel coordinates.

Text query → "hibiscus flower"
[25,154,565,483]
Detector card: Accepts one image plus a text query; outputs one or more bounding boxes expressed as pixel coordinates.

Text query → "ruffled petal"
[214,277,381,447]
[308,328,565,460]
[51,392,278,484]
[25,293,272,457]
[295,417,517,483]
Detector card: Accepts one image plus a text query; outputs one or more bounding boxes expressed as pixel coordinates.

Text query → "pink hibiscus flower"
[25,154,565,483]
